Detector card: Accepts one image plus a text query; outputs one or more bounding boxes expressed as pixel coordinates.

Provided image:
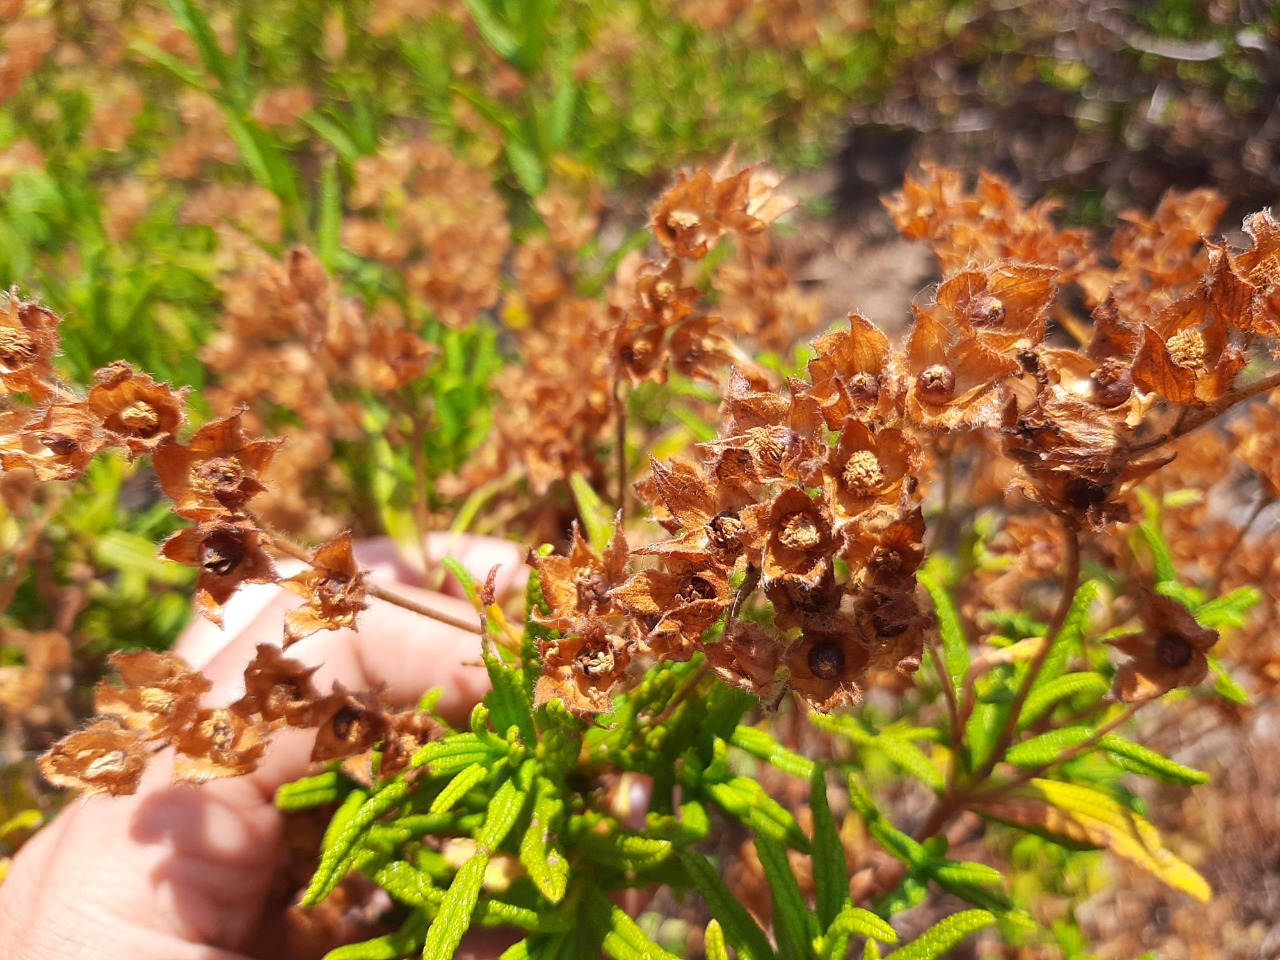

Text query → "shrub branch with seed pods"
[7,159,1280,956]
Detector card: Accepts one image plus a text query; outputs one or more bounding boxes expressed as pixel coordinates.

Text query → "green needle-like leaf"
[678,850,775,960]
[885,910,994,959]
[755,835,812,960]
[809,767,850,929]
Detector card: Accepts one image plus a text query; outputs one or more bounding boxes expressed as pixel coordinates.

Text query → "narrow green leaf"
[422,853,490,960]
[886,909,994,959]
[166,0,236,98]
[477,773,531,851]
[127,39,205,87]
[1098,734,1209,785]
[598,892,682,960]
[519,779,569,903]
[1019,672,1109,731]
[412,732,495,773]
[919,565,968,697]
[303,112,363,162]
[730,726,816,779]
[828,905,898,943]
[1210,658,1249,704]
[545,77,578,152]
[568,472,614,553]
[275,770,351,811]
[440,556,481,606]
[809,766,849,929]
[316,157,343,269]
[462,0,520,60]
[578,832,673,871]
[505,137,546,196]
[430,762,490,815]
[304,781,410,905]
[705,920,731,960]
[678,850,775,960]
[1136,500,1176,584]
[1041,579,1099,683]
[1195,585,1261,629]
[845,775,925,867]
[1005,726,1094,768]
[755,836,811,960]
[323,914,430,959]
[706,777,809,852]
[224,112,299,204]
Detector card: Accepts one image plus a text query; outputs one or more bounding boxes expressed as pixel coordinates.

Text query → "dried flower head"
[153,410,283,520]
[88,361,187,457]
[279,531,369,647]
[1109,592,1219,702]
[38,718,148,796]
[159,519,278,626]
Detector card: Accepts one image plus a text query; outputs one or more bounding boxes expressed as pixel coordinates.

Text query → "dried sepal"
[931,262,1058,353]
[310,684,389,763]
[0,400,104,481]
[528,518,630,625]
[88,361,188,457]
[94,650,211,740]
[785,619,869,714]
[152,409,284,519]
[0,288,60,402]
[159,520,279,626]
[279,531,369,647]
[533,612,632,715]
[651,155,793,260]
[612,562,730,661]
[39,718,149,796]
[806,312,896,427]
[231,643,321,725]
[902,308,1020,430]
[1109,592,1219,703]
[173,707,268,781]
[705,622,782,701]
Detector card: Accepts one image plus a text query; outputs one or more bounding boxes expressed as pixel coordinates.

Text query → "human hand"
[0,535,525,960]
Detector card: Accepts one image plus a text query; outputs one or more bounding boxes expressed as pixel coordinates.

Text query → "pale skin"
[0,535,525,960]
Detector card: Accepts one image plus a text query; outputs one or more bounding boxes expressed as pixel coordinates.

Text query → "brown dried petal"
[39,719,149,796]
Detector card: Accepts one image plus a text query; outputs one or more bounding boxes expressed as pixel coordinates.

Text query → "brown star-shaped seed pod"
[87,361,188,458]
[533,611,633,716]
[822,423,917,531]
[152,409,284,520]
[902,308,1021,430]
[159,520,278,626]
[279,531,369,648]
[1109,592,1219,703]
[38,718,149,796]
[230,643,322,725]
[94,650,211,741]
[528,517,630,627]
[806,312,897,427]
[929,262,1058,354]
[0,289,60,402]
[705,621,783,701]
[1132,283,1247,406]
[785,617,870,714]
[173,707,269,782]
[0,400,105,482]
[611,561,731,661]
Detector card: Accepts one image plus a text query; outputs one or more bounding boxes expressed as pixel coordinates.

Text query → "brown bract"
[533,611,632,715]
[88,360,187,457]
[1235,209,1280,340]
[0,289,59,402]
[153,410,283,520]
[231,643,322,725]
[743,486,837,611]
[705,621,782,700]
[94,650,211,741]
[159,520,278,626]
[38,718,149,796]
[1109,592,1218,702]
[635,455,749,563]
[651,156,792,260]
[309,683,390,763]
[931,262,1058,353]
[806,312,896,427]
[0,400,104,481]
[529,517,630,626]
[903,308,1020,430]
[173,707,268,781]
[280,531,369,648]
[785,618,869,713]
[1132,272,1247,406]
[611,561,730,661]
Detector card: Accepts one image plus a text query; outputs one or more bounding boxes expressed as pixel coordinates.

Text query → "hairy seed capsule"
[1154,633,1195,670]
[40,434,80,457]
[971,295,1006,327]
[808,642,845,680]
[707,511,744,551]
[918,364,956,403]
[1092,363,1133,408]
[845,371,881,405]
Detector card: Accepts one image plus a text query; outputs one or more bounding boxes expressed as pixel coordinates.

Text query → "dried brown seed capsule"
[681,574,718,603]
[1155,633,1195,670]
[808,642,845,680]
[1065,477,1108,510]
[198,530,244,577]
[779,512,821,550]
[971,295,1006,327]
[576,571,612,609]
[331,704,362,741]
[918,364,956,403]
[40,434,80,457]
[845,371,881,405]
[1092,363,1133,408]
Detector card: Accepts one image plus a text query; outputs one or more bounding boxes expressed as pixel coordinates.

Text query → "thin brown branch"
[366,581,483,635]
